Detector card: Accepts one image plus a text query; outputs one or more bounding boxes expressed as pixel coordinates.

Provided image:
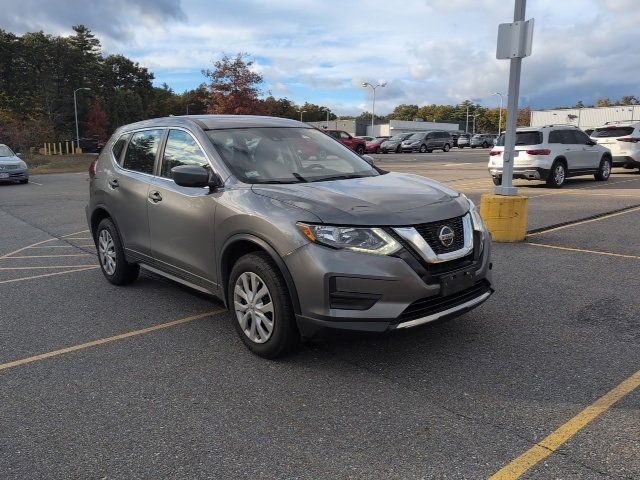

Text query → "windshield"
[206,127,380,184]
[0,145,15,157]
[408,133,423,141]
[388,134,404,141]
[496,131,543,146]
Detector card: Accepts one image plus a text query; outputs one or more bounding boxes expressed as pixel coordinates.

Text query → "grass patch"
[24,154,96,174]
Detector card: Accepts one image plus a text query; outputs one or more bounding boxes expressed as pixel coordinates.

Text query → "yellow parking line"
[525,242,640,259]
[0,310,223,372]
[0,265,98,270]
[0,238,56,259]
[0,266,99,285]
[489,369,640,480]
[7,254,93,258]
[528,206,640,236]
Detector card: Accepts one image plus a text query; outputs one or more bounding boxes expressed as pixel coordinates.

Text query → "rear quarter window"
[591,127,635,138]
[111,133,130,164]
[496,131,543,146]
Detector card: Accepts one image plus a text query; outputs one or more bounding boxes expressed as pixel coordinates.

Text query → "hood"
[251,172,468,225]
[0,156,21,165]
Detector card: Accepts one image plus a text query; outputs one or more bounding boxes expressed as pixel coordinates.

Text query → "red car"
[365,136,390,154]
[325,130,366,154]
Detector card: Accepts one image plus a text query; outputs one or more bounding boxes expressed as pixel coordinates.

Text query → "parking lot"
[1,149,638,479]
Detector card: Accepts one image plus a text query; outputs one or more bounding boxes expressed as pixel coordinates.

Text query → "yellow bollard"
[480,194,529,242]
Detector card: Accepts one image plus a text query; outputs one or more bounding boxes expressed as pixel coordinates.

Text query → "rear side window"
[548,130,575,144]
[591,126,635,138]
[111,133,130,164]
[161,129,210,179]
[496,131,543,146]
[122,129,163,174]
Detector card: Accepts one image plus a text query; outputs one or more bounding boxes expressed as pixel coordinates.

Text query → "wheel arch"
[219,234,301,314]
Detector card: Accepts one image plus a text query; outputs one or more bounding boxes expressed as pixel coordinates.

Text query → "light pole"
[300,110,306,122]
[74,87,91,153]
[362,81,387,135]
[492,92,504,136]
[465,105,469,134]
[472,114,479,134]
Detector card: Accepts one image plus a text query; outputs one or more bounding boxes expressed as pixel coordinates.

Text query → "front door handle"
[108,178,119,189]
[148,191,162,203]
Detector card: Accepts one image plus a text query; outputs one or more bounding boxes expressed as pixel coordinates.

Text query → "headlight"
[465,198,486,232]
[297,223,401,255]
[19,160,27,169]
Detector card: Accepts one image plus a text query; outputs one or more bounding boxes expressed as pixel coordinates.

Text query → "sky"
[3,0,640,115]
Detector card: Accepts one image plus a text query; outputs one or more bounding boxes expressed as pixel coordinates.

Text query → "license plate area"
[0,173,9,179]
[440,267,475,297]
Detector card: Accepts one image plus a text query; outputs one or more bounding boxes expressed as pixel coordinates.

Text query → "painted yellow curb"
[480,194,529,242]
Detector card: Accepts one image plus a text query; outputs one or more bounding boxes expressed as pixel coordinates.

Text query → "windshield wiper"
[292,172,308,183]
[310,174,366,182]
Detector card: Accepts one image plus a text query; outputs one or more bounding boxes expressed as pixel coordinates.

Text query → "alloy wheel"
[555,164,566,185]
[233,272,274,344]
[98,229,117,275]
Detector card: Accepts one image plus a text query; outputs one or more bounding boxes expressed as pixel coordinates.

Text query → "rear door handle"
[108,178,119,189]
[148,191,162,203]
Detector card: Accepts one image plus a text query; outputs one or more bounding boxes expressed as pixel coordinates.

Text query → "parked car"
[401,131,453,153]
[325,129,366,154]
[88,115,493,358]
[356,136,376,142]
[470,134,495,148]
[380,133,414,153]
[365,136,390,154]
[457,134,471,148]
[0,144,29,184]
[488,125,612,188]
[590,121,640,170]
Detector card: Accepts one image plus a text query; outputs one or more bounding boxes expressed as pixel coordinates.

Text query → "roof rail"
[541,123,581,128]
[604,120,638,125]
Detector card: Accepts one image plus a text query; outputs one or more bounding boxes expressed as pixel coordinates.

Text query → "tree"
[202,53,264,114]
[299,102,335,122]
[388,104,419,120]
[596,98,612,107]
[262,95,299,119]
[85,100,109,142]
[356,111,386,123]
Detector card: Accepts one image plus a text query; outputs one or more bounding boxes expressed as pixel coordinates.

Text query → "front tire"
[355,145,365,155]
[594,157,612,181]
[443,143,450,152]
[419,144,427,153]
[96,218,139,285]
[228,252,299,358]
[546,161,567,188]
[482,142,489,148]
[19,179,29,184]
[492,177,501,186]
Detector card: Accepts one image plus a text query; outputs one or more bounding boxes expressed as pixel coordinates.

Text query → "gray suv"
[401,130,453,153]
[87,115,493,358]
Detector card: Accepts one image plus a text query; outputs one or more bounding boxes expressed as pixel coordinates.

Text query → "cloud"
[2,0,639,115]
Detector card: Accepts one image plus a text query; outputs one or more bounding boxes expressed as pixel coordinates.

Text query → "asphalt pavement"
[0,150,638,479]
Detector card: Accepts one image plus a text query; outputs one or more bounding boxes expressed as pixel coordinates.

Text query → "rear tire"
[482,141,489,148]
[419,144,427,153]
[355,145,365,155]
[228,252,299,358]
[546,161,567,188]
[594,157,612,181]
[443,143,450,152]
[395,145,401,153]
[375,147,381,154]
[492,177,501,186]
[96,218,139,285]
[471,146,476,149]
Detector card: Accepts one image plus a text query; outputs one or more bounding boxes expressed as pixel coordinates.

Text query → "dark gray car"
[401,130,453,153]
[87,115,493,358]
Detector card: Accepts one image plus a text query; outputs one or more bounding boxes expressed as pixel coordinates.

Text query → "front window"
[0,145,15,157]
[407,133,423,141]
[495,131,543,146]
[206,127,380,184]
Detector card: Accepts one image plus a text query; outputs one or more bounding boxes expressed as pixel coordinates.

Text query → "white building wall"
[366,120,459,137]
[531,105,640,130]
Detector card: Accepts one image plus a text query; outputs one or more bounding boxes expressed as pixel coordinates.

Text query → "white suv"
[590,121,640,171]
[488,125,612,188]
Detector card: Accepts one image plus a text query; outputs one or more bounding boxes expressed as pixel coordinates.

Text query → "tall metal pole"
[371,87,376,133]
[496,0,525,196]
[326,108,330,129]
[74,87,90,153]
[492,92,504,136]
[465,105,469,134]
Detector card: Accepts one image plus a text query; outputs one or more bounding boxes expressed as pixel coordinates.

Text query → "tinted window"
[339,132,350,139]
[548,130,575,144]
[496,131,543,146]
[111,133,130,164]
[161,129,210,179]
[591,126,635,138]
[573,130,591,144]
[122,129,163,174]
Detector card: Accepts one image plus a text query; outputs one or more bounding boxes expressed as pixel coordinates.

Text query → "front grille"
[396,280,491,322]
[0,164,19,170]
[414,215,465,254]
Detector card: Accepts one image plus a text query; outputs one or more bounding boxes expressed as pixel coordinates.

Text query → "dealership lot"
[0,151,638,479]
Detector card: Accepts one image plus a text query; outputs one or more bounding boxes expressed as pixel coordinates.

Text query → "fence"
[38,141,82,155]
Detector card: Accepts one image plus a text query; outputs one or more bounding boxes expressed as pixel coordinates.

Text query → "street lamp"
[300,110,306,122]
[491,92,504,136]
[362,81,387,134]
[74,87,91,153]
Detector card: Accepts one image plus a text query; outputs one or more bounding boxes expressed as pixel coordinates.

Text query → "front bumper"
[284,230,493,338]
[0,168,28,182]
[489,166,551,181]
[612,155,640,167]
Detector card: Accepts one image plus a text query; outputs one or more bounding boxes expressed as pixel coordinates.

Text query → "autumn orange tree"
[202,53,265,114]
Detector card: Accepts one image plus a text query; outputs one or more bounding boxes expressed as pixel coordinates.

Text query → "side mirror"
[171,165,221,190]
[586,139,596,146]
[16,152,21,158]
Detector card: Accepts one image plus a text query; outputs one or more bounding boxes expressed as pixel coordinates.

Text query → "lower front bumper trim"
[394,291,492,329]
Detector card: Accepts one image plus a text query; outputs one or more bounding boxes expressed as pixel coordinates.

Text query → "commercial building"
[306,119,462,137]
[530,105,640,130]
